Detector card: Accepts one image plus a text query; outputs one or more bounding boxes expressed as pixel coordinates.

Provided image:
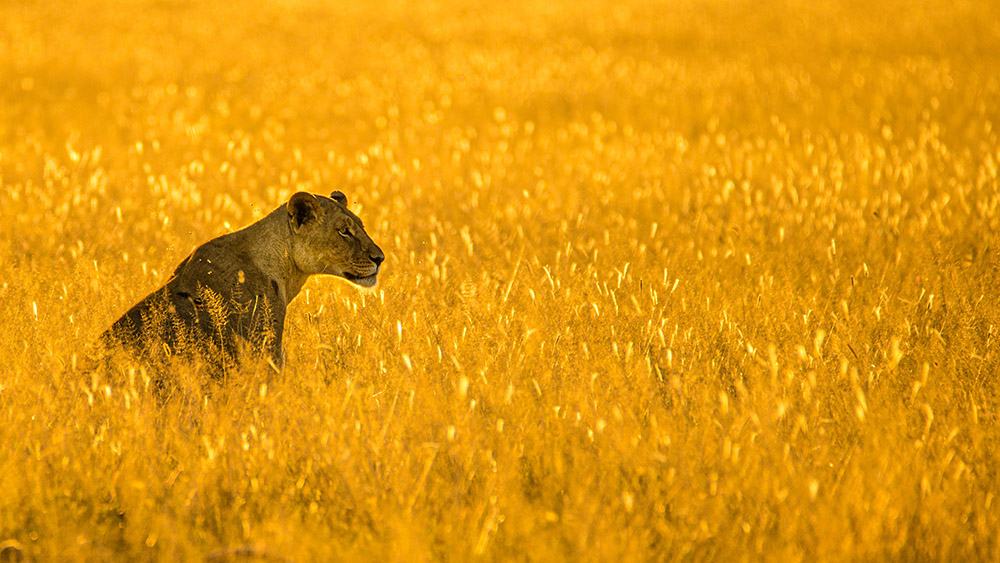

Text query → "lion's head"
[287,191,385,288]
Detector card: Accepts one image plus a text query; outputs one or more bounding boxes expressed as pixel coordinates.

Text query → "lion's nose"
[370,249,385,267]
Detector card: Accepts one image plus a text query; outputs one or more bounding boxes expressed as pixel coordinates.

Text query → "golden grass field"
[2,0,1000,560]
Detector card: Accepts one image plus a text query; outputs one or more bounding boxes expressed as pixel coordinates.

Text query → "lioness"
[101,191,384,373]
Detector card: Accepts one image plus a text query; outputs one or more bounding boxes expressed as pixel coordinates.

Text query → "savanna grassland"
[2,0,1000,560]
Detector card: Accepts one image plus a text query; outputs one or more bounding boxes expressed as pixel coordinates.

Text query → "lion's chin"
[342,272,378,288]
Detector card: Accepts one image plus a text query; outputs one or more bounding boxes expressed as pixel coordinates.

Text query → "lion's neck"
[232,207,310,305]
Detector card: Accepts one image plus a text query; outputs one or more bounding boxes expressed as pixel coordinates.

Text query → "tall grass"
[1,0,999,559]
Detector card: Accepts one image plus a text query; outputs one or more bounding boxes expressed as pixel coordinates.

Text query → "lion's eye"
[339,228,351,238]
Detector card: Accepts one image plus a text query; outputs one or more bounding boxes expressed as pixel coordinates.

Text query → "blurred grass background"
[1,0,1000,560]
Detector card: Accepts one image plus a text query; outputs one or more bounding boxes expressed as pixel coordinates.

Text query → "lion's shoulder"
[168,238,272,299]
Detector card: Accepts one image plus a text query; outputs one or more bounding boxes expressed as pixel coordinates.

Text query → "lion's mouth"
[342,271,378,288]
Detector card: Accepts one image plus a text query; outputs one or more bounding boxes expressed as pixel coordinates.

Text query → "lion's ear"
[287,192,321,229]
[330,191,347,206]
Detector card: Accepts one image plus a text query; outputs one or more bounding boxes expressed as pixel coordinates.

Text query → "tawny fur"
[101,191,384,371]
